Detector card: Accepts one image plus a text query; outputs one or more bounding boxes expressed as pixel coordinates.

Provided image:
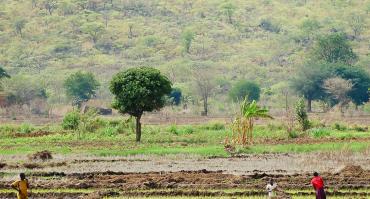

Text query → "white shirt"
[266,183,277,197]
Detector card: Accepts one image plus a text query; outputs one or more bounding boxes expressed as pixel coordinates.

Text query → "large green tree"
[291,62,331,112]
[64,71,100,108]
[110,67,172,142]
[329,64,370,106]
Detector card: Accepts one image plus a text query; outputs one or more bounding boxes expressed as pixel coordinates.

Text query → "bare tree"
[323,77,353,114]
[348,14,364,38]
[191,64,216,116]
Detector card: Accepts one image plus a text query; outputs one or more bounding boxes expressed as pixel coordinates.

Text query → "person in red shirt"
[311,172,326,199]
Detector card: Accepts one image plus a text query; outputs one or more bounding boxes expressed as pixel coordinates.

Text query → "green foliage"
[81,22,105,43]
[168,125,194,135]
[13,18,27,36]
[200,122,225,131]
[259,19,281,33]
[64,71,100,107]
[295,98,310,131]
[312,32,357,65]
[181,29,195,53]
[291,62,331,110]
[62,111,81,130]
[110,67,172,141]
[169,88,182,106]
[19,123,35,134]
[4,75,47,106]
[110,67,172,117]
[219,2,236,24]
[229,80,261,102]
[329,64,370,106]
[309,128,331,138]
[333,123,347,131]
[288,131,299,139]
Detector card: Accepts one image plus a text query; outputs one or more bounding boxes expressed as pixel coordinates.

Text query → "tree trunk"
[307,99,312,112]
[135,115,142,142]
[203,96,208,116]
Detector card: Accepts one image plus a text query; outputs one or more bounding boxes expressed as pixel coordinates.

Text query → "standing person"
[266,178,277,198]
[311,172,326,199]
[11,173,29,199]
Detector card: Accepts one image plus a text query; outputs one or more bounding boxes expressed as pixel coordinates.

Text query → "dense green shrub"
[288,130,299,139]
[62,111,81,130]
[201,122,225,130]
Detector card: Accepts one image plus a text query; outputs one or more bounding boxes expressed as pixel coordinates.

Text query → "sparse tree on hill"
[348,14,365,38]
[13,18,27,37]
[81,22,105,43]
[295,97,310,131]
[64,71,100,108]
[182,29,195,54]
[312,32,357,65]
[220,2,236,24]
[110,67,172,142]
[42,0,58,15]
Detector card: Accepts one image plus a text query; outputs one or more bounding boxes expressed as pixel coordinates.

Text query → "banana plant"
[233,98,273,145]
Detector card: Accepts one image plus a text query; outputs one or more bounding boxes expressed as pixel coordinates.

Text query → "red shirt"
[311,176,324,190]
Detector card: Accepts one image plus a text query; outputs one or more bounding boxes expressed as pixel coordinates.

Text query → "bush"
[333,123,347,131]
[201,122,225,130]
[168,125,179,135]
[62,111,81,130]
[168,125,194,135]
[288,130,299,139]
[295,98,310,131]
[19,123,35,134]
[259,19,281,33]
[309,128,331,138]
[100,126,118,137]
[352,125,367,132]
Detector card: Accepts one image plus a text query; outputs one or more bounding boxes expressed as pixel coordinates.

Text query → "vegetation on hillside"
[0,0,369,115]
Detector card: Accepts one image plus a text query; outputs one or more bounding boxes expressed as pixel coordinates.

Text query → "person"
[311,171,326,199]
[266,178,277,198]
[11,173,29,199]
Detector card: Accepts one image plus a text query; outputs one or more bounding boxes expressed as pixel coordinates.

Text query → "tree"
[291,62,331,112]
[229,80,260,102]
[64,71,100,108]
[323,77,353,113]
[300,18,321,40]
[312,32,357,65]
[191,64,216,116]
[169,88,182,106]
[0,67,10,79]
[348,14,365,38]
[81,22,105,43]
[220,2,236,24]
[42,0,58,15]
[181,29,195,54]
[13,18,27,37]
[330,64,370,106]
[295,97,310,131]
[110,67,172,142]
[232,99,272,145]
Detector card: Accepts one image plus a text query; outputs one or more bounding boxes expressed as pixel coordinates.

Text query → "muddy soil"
[0,166,369,198]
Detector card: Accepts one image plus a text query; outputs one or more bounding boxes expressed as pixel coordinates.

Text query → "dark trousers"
[316,188,326,199]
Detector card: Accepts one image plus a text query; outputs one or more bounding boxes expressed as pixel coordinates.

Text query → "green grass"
[0,122,369,157]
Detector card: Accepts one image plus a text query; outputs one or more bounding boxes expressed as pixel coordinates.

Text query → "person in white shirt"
[266,178,277,198]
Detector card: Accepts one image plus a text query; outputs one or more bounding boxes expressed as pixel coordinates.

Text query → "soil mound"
[29,150,53,161]
[339,165,364,177]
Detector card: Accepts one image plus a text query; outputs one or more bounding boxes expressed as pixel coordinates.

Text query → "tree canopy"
[110,66,172,142]
[229,80,261,102]
[64,71,100,107]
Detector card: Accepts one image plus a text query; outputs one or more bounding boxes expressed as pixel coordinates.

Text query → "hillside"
[0,0,369,114]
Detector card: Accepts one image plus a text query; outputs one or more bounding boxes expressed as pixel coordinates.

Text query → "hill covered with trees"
[0,0,369,115]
